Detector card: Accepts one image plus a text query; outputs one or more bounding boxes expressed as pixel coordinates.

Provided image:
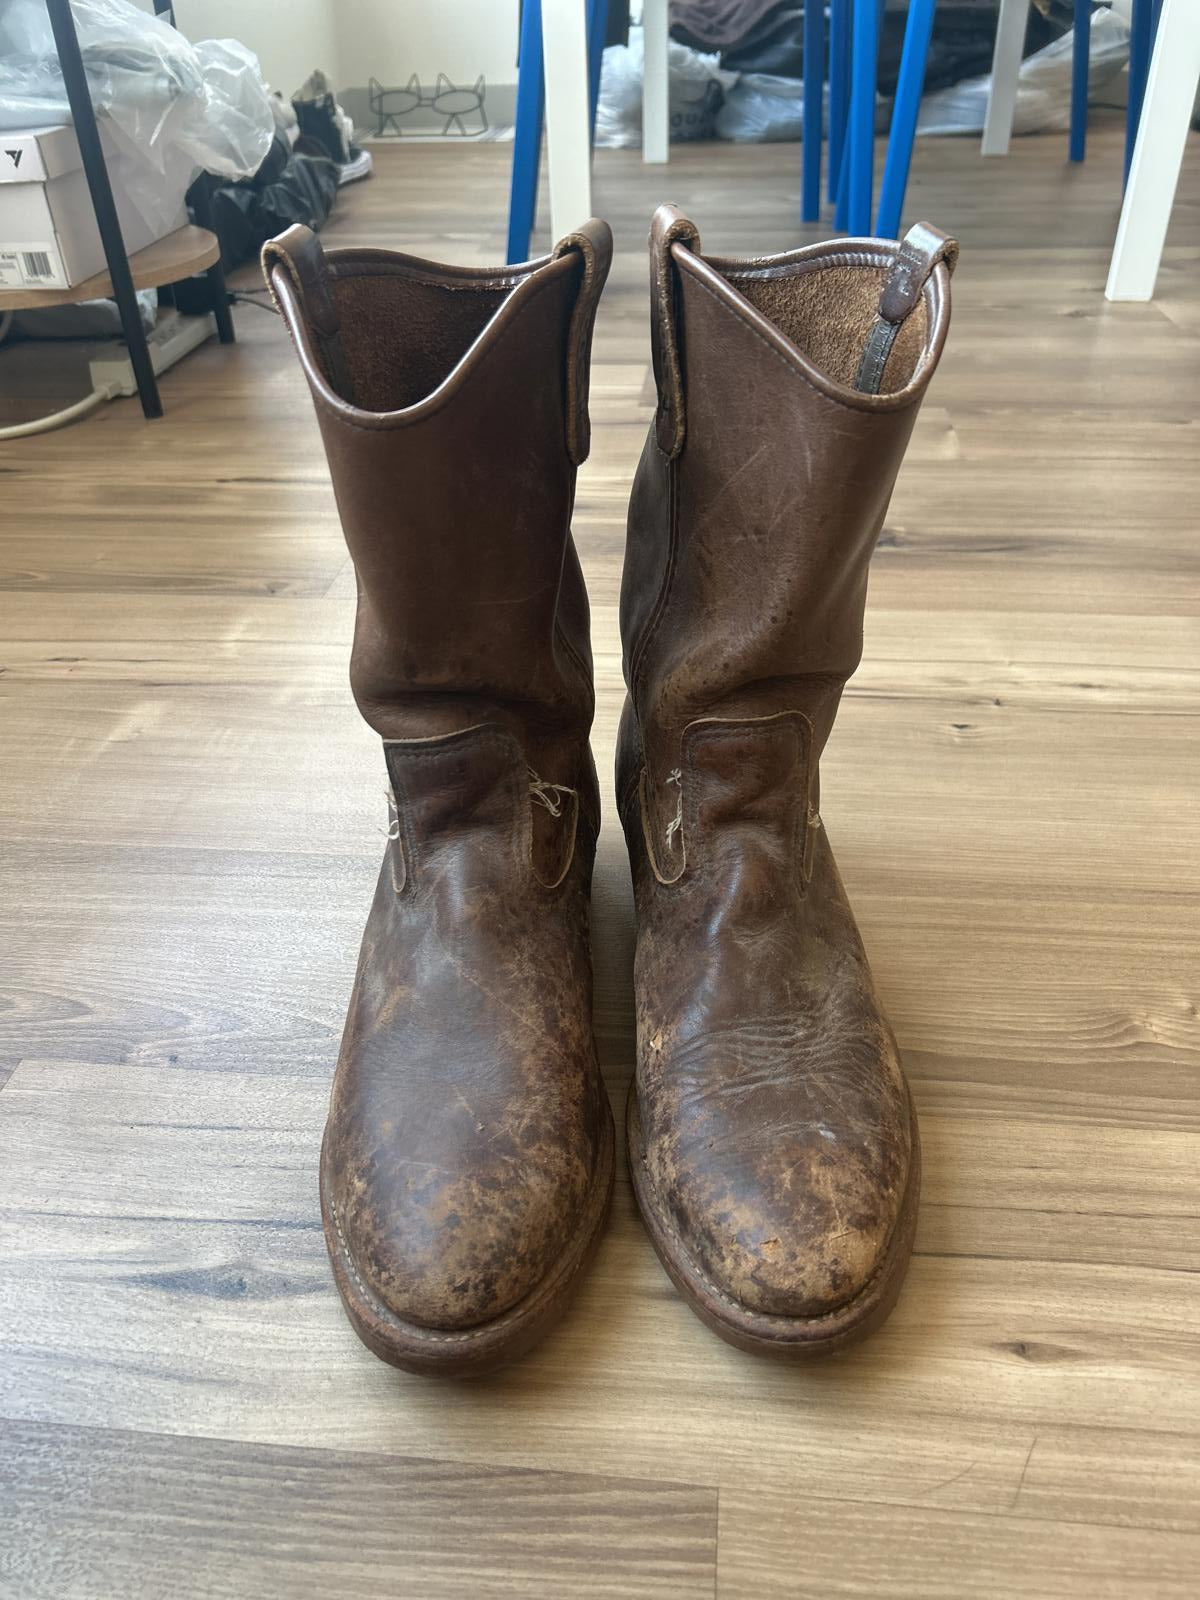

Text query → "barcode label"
[1,245,63,287]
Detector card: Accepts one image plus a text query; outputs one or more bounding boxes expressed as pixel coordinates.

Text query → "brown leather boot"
[264,221,615,1376]
[618,207,957,1357]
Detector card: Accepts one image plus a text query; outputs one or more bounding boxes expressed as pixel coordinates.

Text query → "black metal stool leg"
[189,176,235,344]
[46,0,162,418]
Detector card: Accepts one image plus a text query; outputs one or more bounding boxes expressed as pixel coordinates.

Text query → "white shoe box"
[0,122,187,291]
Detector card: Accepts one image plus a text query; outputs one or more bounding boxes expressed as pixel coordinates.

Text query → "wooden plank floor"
[1,123,1198,1598]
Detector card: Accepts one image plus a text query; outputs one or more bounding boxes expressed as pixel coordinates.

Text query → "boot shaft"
[621,208,956,792]
[264,222,611,776]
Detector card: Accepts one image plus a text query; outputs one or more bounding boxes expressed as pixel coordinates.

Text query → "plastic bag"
[716,74,890,144]
[917,11,1130,137]
[717,73,806,143]
[595,25,736,148]
[717,12,1130,145]
[0,0,273,200]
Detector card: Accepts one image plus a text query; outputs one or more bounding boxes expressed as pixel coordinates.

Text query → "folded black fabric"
[670,0,787,52]
[199,144,338,271]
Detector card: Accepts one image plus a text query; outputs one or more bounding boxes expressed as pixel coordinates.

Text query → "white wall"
[171,0,341,96]
[150,0,523,127]
[336,0,519,94]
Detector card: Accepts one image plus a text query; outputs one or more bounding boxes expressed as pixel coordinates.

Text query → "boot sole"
[320,1098,615,1378]
[626,1084,920,1358]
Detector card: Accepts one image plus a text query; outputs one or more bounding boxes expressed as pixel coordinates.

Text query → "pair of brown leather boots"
[264,205,956,1376]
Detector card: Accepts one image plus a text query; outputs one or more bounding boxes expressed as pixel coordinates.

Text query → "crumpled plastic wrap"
[0,0,273,231]
[603,10,1128,148]
[595,26,737,148]
[715,73,809,143]
[917,11,1131,137]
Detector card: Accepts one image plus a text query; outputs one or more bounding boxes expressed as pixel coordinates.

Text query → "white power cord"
[0,308,120,438]
[0,304,218,438]
[0,381,119,439]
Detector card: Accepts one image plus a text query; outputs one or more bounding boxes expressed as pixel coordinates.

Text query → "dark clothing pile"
[670,0,1069,96]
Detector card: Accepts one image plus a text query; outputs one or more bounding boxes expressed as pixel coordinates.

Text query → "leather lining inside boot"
[325,269,513,412]
[717,263,929,395]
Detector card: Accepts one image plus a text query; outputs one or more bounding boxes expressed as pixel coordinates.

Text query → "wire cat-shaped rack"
[368,74,488,137]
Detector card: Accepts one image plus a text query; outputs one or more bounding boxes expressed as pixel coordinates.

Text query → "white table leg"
[542,0,593,237]
[1106,0,1200,301]
[642,0,670,164]
[982,0,1028,156]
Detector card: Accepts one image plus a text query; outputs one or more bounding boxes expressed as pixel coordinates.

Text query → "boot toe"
[327,1138,592,1331]
[701,1197,894,1320]
[657,1134,909,1320]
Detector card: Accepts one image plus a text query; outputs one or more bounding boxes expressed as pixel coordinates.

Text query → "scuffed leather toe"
[655,1129,909,1320]
[327,1125,595,1331]
[640,1002,913,1321]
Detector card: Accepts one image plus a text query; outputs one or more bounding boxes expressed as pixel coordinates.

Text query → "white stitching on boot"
[664,767,683,847]
[527,766,575,818]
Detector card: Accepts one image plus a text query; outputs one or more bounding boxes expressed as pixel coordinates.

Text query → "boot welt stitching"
[330,1198,598,1345]
[330,1201,494,1343]
[642,1165,904,1327]
[633,1108,914,1329]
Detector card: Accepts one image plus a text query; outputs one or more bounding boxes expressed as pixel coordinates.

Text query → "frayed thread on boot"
[528,768,575,819]
[664,768,683,847]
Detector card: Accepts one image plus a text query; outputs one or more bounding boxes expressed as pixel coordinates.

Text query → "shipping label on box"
[0,242,66,289]
[0,122,187,290]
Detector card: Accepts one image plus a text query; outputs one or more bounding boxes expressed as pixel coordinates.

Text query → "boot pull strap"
[854,221,959,396]
[552,217,613,465]
[649,203,701,459]
[262,224,356,403]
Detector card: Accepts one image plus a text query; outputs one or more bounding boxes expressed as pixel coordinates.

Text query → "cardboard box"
[0,123,188,292]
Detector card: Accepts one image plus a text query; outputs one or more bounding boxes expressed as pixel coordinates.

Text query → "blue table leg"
[1124,0,1152,187]
[875,0,936,238]
[802,0,824,220]
[828,0,851,205]
[847,0,879,235]
[1069,0,1090,162]
[507,0,545,264]
[835,119,850,229]
[587,0,608,142]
